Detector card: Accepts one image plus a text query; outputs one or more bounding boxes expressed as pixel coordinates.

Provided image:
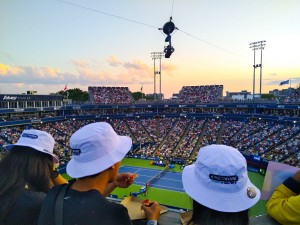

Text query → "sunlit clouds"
[0,63,22,76]
[0,63,65,83]
[107,56,122,67]
[0,57,177,89]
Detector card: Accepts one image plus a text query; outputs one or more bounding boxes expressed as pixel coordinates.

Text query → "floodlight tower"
[151,52,164,100]
[249,40,266,99]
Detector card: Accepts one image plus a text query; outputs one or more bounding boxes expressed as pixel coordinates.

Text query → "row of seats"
[1,118,299,168]
[88,86,133,104]
[178,85,224,103]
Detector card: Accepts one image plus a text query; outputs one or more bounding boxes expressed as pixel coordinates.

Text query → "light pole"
[249,40,266,99]
[151,52,164,100]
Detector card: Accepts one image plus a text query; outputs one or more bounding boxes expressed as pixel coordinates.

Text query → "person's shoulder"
[7,190,47,225]
[22,190,46,202]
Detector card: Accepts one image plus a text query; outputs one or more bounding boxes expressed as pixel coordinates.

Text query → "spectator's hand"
[114,173,137,188]
[141,201,161,221]
[292,170,300,183]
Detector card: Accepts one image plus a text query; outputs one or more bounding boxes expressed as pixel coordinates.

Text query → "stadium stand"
[178,85,223,103]
[88,86,134,104]
[1,117,300,170]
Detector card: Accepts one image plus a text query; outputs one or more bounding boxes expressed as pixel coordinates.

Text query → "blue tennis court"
[119,165,184,192]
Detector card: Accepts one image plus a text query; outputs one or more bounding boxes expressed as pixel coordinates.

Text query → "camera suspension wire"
[56,0,244,58]
[170,0,175,18]
[56,0,159,29]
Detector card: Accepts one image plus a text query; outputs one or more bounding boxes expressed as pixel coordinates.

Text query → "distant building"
[0,94,63,109]
[27,91,37,95]
[269,88,294,97]
[146,93,164,100]
[172,93,179,98]
[225,90,251,100]
[170,93,179,100]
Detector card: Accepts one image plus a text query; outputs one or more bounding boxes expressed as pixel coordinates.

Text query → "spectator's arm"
[103,173,133,197]
[266,173,300,225]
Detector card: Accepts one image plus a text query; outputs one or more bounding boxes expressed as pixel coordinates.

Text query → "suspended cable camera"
[159,17,177,58]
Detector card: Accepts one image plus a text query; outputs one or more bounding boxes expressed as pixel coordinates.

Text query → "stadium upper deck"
[1,85,299,166]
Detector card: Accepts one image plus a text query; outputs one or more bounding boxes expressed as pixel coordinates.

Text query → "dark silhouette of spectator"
[38,122,161,225]
[0,129,67,225]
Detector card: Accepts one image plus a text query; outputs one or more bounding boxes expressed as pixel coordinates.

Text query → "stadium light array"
[250,40,266,99]
[151,52,164,100]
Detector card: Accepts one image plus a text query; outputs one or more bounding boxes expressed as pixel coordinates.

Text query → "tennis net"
[146,166,168,187]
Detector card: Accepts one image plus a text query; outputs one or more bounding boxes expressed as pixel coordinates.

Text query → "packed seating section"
[88,86,133,104]
[1,117,299,168]
[282,87,300,103]
[178,85,223,103]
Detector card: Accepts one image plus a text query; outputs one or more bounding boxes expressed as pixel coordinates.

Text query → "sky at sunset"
[0,0,299,98]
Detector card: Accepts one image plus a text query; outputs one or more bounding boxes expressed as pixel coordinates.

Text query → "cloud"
[0,63,22,75]
[162,62,176,75]
[71,59,90,68]
[121,59,177,78]
[72,58,155,84]
[123,60,148,70]
[264,80,283,86]
[0,57,177,87]
[107,56,122,67]
[14,83,25,88]
[123,59,152,78]
[264,77,300,86]
[0,63,68,84]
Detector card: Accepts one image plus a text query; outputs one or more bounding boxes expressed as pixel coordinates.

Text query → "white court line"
[150,183,184,192]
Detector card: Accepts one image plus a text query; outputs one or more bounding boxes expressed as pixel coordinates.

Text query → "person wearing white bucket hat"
[0,129,67,225]
[38,122,161,225]
[182,144,261,225]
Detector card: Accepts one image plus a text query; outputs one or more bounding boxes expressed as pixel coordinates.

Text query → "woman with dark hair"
[0,129,67,225]
[182,145,261,225]
[187,200,249,225]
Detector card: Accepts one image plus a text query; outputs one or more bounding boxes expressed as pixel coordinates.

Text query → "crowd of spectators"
[156,119,188,158]
[243,125,299,155]
[1,117,300,168]
[231,122,284,153]
[178,85,223,103]
[281,87,300,103]
[108,118,134,141]
[192,119,222,156]
[88,86,133,104]
[221,120,245,145]
[174,119,205,158]
[126,119,153,144]
[263,132,300,164]
[135,118,175,156]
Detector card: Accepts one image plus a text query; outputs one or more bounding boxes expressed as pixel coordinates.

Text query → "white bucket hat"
[5,129,58,163]
[66,122,132,178]
[182,144,261,212]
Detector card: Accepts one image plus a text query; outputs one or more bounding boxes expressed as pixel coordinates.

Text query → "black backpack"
[38,183,70,225]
